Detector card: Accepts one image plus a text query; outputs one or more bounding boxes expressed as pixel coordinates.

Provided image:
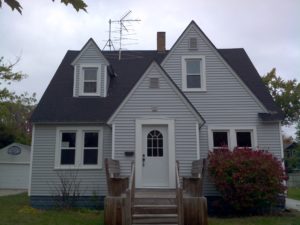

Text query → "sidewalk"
[286,198,300,211]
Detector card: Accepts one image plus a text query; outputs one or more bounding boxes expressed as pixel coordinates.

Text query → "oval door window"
[147,130,163,157]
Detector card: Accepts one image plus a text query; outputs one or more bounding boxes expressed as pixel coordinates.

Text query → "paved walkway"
[286,198,300,211]
[0,189,27,196]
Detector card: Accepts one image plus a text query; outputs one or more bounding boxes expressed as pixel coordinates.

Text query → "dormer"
[71,38,110,97]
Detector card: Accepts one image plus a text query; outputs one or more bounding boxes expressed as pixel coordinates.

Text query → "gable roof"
[108,61,205,125]
[31,22,283,123]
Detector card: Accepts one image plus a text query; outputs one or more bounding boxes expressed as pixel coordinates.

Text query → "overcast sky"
[1,0,299,136]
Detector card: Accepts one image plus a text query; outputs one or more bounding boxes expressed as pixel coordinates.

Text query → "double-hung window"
[182,56,206,91]
[56,127,102,169]
[83,67,98,93]
[79,64,101,96]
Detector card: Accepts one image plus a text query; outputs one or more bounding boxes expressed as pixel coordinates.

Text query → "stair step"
[132,214,178,224]
[134,204,177,214]
[135,197,176,205]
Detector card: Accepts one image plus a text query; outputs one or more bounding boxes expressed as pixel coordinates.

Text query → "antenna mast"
[103,19,115,51]
[103,10,141,60]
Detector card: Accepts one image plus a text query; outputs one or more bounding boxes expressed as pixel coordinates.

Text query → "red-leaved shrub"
[208,147,286,213]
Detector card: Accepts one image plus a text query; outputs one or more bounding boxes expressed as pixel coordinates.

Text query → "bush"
[208,147,287,213]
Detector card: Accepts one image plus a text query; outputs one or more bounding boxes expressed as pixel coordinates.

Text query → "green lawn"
[1,194,300,225]
[288,187,300,201]
[0,193,103,225]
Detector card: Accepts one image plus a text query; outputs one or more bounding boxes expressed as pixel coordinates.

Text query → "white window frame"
[181,55,206,92]
[208,126,257,150]
[55,127,103,169]
[79,64,101,96]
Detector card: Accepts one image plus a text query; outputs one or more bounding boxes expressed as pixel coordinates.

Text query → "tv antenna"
[103,10,141,60]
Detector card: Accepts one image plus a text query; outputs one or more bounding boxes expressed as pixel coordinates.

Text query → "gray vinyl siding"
[73,42,108,97]
[30,124,111,196]
[113,63,199,177]
[162,25,282,196]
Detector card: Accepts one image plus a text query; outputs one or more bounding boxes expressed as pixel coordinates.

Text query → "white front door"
[141,125,169,187]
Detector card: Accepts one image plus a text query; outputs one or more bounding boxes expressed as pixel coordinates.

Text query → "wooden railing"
[123,162,135,225]
[175,161,184,225]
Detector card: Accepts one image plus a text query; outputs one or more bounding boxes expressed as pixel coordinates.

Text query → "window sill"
[78,93,101,97]
[182,88,207,92]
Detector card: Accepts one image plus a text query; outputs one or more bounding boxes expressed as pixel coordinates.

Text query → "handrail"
[124,162,135,225]
[175,161,184,225]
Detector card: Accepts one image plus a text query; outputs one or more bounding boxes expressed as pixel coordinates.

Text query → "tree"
[0,57,36,147]
[0,0,87,14]
[262,68,300,125]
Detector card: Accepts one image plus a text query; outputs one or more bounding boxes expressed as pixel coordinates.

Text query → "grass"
[1,194,300,225]
[288,187,300,201]
[0,193,103,225]
[209,211,300,225]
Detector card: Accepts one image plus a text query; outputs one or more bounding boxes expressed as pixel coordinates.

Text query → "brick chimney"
[157,32,166,52]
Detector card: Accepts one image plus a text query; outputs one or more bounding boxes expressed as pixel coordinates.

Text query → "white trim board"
[135,118,175,188]
[28,124,35,196]
[181,55,206,92]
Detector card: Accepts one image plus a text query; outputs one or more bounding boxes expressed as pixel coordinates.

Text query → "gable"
[162,21,267,112]
[161,21,271,117]
[0,143,31,163]
[108,61,204,125]
[72,39,109,97]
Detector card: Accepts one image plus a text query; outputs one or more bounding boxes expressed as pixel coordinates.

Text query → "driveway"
[0,189,27,196]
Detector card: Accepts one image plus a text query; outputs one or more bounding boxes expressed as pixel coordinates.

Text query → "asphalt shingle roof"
[31,49,283,123]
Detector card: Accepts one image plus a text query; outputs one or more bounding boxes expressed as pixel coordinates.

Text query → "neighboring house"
[284,142,299,158]
[29,21,284,208]
[0,143,31,189]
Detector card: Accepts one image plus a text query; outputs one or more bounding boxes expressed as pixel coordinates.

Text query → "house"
[0,142,31,189]
[29,21,284,209]
[284,142,299,159]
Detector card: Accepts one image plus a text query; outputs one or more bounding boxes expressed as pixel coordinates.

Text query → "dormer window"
[182,55,206,92]
[79,64,101,96]
[83,67,98,93]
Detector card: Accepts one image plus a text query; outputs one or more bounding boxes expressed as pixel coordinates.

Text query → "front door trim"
[135,118,175,188]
